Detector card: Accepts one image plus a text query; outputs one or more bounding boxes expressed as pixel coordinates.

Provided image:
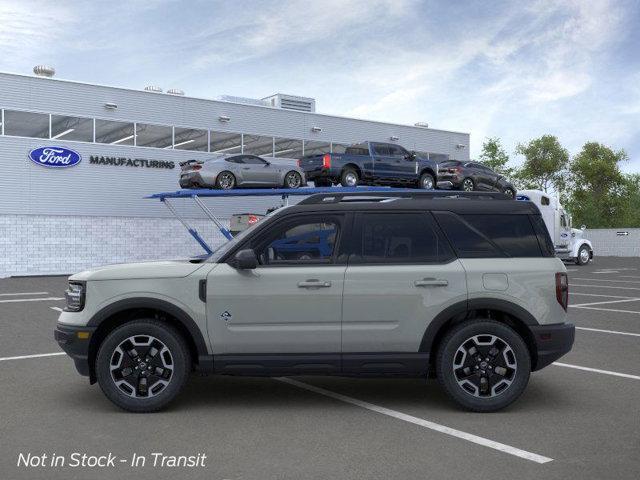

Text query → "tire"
[95,319,190,413]
[314,179,332,188]
[436,319,531,412]
[576,245,591,265]
[215,171,236,190]
[461,178,475,192]
[418,172,435,190]
[340,168,359,187]
[502,187,515,198]
[284,171,303,189]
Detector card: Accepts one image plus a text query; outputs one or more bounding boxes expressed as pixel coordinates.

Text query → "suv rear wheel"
[96,320,190,412]
[436,320,531,412]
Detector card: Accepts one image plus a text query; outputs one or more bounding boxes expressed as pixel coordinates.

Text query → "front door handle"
[298,280,332,288]
[414,278,448,287]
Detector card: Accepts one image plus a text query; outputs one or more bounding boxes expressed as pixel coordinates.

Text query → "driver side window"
[255,217,340,266]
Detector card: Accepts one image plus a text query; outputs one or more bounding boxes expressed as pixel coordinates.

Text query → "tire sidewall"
[576,245,590,265]
[216,171,235,189]
[462,178,474,191]
[341,169,358,187]
[436,320,531,412]
[419,173,435,190]
[96,320,189,412]
[285,171,302,189]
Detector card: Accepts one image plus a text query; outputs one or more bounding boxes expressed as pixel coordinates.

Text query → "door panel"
[342,261,467,352]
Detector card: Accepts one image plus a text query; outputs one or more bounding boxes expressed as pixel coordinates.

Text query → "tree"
[515,135,569,193]
[620,174,640,228]
[566,142,628,228]
[479,137,514,176]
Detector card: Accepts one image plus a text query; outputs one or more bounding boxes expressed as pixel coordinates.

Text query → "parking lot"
[1,257,639,480]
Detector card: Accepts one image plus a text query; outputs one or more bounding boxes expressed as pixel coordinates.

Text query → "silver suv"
[54,191,574,413]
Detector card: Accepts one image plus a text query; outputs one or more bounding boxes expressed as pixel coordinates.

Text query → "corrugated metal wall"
[583,229,640,257]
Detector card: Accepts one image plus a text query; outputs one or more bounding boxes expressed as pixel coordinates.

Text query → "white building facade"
[0,71,470,276]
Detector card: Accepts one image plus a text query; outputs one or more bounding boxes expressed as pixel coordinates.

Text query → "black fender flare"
[419,298,539,353]
[87,297,209,357]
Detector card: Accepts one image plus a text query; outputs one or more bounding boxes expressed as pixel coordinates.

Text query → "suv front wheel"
[436,320,531,412]
[96,319,190,413]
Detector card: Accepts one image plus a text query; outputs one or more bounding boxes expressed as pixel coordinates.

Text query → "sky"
[1,0,639,172]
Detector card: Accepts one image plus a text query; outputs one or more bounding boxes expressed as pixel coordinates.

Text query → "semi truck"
[517,190,593,265]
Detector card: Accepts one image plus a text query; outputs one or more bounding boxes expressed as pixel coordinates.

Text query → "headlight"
[64,282,85,312]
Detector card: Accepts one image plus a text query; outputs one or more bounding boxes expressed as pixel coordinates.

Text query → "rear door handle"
[298,280,332,288]
[414,278,448,287]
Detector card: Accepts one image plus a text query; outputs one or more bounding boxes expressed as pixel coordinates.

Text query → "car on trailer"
[437,160,516,197]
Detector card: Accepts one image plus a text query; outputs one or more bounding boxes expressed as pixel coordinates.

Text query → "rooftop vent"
[167,88,185,96]
[144,85,163,93]
[262,93,316,113]
[217,95,270,107]
[33,65,55,78]
[414,122,429,128]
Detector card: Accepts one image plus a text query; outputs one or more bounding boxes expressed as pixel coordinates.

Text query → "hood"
[69,260,206,281]
[571,228,585,239]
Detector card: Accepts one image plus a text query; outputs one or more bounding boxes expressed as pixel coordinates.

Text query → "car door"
[370,143,394,181]
[341,212,467,359]
[479,164,500,190]
[206,213,347,355]
[465,162,485,189]
[387,144,416,181]
[239,155,278,185]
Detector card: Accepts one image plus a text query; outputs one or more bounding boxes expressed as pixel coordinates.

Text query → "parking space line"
[571,292,638,299]
[0,352,65,362]
[569,305,640,314]
[553,362,640,380]
[618,275,640,280]
[0,297,64,304]
[276,377,553,464]
[0,291,49,297]
[571,284,640,291]
[572,278,640,285]
[50,306,63,312]
[570,298,640,307]
[576,326,640,337]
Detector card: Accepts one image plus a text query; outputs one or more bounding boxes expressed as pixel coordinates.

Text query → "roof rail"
[298,190,511,205]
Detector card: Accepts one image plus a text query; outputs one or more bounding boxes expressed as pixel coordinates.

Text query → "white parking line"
[0,297,64,304]
[0,352,65,362]
[576,327,640,337]
[572,278,640,285]
[50,306,63,312]
[571,292,638,299]
[0,291,49,297]
[571,284,640,291]
[569,305,640,315]
[618,275,640,280]
[553,362,640,381]
[570,298,640,307]
[277,377,553,464]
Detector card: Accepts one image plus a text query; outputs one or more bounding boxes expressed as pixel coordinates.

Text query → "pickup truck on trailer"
[298,142,439,189]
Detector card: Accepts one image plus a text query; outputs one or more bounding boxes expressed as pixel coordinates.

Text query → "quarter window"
[354,213,453,264]
[461,215,542,257]
[434,212,502,258]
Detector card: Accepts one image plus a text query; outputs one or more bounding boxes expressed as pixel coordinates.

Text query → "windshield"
[205,206,288,262]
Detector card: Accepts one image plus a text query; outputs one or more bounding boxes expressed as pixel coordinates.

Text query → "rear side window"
[433,212,502,258]
[372,144,390,156]
[461,215,542,257]
[352,213,454,264]
[530,214,555,257]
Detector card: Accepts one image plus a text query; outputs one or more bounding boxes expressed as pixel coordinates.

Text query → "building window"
[135,123,173,148]
[173,127,208,151]
[95,119,135,145]
[273,137,303,159]
[210,131,242,154]
[50,114,94,142]
[243,134,274,156]
[303,140,331,156]
[3,110,50,139]
[331,143,349,154]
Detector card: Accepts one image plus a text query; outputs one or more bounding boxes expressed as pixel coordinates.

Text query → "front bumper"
[54,323,96,378]
[530,322,575,371]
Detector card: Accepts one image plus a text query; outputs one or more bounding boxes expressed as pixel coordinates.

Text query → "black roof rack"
[298,190,511,205]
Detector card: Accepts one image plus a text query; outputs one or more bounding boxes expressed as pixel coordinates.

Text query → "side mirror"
[581,225,586,230]
[232,249,258,269]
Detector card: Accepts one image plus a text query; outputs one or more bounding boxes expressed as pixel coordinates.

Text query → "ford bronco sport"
[54,191,574,413]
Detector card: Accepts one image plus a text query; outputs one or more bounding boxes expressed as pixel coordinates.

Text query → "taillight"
[322,153,331,169]
[247,215,259,225]
[556,272,569,311]
[297,159,301,167]
[192,164,202,171]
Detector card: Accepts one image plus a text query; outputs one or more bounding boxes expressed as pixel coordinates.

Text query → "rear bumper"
[179,172,208,189]
[54,323,96,378]
[530,322,575,371]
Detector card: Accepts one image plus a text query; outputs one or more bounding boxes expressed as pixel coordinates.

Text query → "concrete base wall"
[0,215,230,277]
[583,228,640,257]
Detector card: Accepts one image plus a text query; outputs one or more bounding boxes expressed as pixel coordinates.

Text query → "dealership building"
[0,68,470,276]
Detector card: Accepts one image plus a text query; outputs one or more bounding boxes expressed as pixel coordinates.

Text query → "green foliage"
[567,142,629,228]
[515,135,569,193]
[479,137,514,177]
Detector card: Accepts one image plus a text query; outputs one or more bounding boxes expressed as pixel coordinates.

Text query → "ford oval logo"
[28,146,82,168]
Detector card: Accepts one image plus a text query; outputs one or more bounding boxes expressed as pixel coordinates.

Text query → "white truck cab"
[517,190,593,265]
